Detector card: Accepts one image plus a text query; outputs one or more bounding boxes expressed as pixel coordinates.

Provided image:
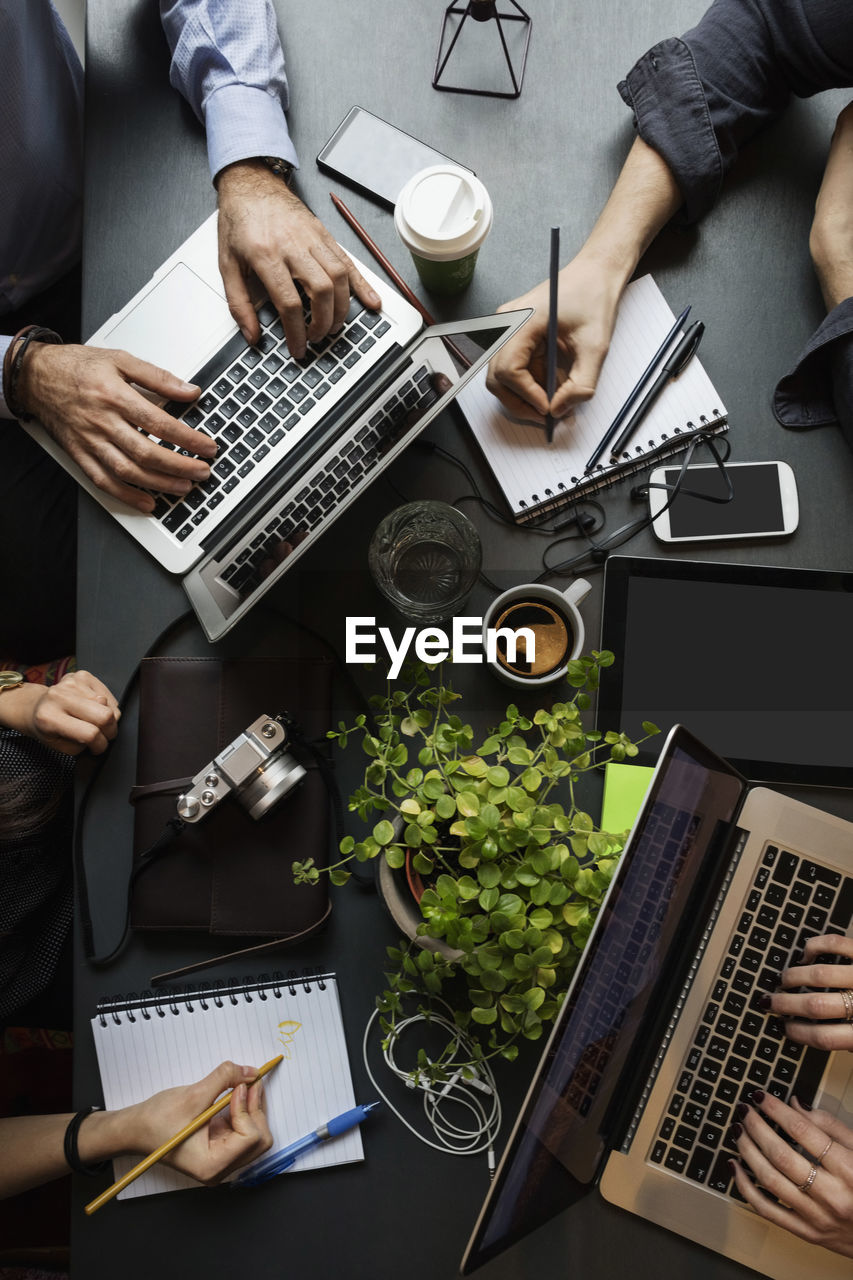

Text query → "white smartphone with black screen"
[317,105,475,209]
[649,460,799,542]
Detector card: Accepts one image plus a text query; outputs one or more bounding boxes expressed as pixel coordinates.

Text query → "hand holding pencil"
[485,249,625,423]
[84,1059,277,1213]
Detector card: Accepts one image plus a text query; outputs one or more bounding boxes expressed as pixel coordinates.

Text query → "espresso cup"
[481,580,592,688]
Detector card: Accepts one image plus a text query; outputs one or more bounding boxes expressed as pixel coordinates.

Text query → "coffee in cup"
[482,580,591,688]
[394,165,493,296]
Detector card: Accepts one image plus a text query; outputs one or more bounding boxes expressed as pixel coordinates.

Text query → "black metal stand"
[432,0,532,100]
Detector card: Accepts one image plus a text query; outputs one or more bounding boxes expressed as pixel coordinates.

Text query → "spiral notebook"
[91,972,361,1199]
[457,275,728,524]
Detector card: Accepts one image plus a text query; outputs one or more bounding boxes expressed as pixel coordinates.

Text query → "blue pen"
[233,1102,380,1188]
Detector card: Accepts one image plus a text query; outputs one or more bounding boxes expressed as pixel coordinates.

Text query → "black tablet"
[598,555,853,787]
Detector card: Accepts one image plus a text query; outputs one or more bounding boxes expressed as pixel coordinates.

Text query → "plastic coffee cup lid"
[394,165,493,262]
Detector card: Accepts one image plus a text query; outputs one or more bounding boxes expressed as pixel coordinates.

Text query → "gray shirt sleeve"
[773,300,853,448]
[618,0,853,442]
[618,0,853,224]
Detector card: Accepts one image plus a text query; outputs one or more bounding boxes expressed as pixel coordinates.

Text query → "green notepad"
[600,762,655,835]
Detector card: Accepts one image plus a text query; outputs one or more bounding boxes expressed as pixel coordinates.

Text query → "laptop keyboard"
[153,297,391,544]
[649,844,853,1197]
[217,363,439,601]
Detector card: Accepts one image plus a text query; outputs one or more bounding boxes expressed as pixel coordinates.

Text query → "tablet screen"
[598,557,853,786]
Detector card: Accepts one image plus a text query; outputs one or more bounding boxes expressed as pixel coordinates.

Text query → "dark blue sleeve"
[618,0,853,222]
[773,300,853,448]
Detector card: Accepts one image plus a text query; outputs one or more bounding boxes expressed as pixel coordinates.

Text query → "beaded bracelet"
[63,1106,109,1176]
[2,324,63,421]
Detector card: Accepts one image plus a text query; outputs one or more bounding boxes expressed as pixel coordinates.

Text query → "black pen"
[608,320,705,461]
[544,226,560,444]
[584,304,690,472]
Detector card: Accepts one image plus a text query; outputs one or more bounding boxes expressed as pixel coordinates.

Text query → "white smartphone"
[649,460,799,542]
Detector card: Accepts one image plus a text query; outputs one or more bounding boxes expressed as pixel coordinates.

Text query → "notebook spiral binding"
[95,968,332,1027]
[515,411,727,525]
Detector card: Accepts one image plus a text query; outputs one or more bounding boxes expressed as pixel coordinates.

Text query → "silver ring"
[816,1138,833,1167]
[796,1162,819,1195]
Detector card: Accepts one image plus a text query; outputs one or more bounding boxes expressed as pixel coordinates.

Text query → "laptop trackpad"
[100,261,235,382]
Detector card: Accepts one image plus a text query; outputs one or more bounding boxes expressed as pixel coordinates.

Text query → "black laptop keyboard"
[218,363,439,601]
[153,297,391,543]
[650,844,853,1197]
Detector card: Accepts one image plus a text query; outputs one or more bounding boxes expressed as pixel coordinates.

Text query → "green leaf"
[562,903,589,926]
[435,794,456,820]
[477,863,501,889]
[457,792,481,818]
[329,867,351,886]
[479,803,501,830]
[486,765,510,786]
[471,1006,498,1025]
[404,823,422,848]
[400,797,421,816]
[422,776,445,800]
[373,819,395,846]
[478,887,500,911]
[412,851,434,876]
[500,928,525,950]
[385,846,405,869]
[457,875,480,900]
[642,721,660,735]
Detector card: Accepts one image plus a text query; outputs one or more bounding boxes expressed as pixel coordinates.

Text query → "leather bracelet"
[3,324,63,421]
[63,1106,109,1176]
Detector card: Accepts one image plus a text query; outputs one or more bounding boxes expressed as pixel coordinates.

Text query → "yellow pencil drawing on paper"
[277,1020,302,1056]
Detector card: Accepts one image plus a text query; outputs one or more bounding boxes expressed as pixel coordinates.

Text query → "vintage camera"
[176,714,306,823]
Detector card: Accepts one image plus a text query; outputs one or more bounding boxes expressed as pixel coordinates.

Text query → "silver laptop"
[23,211,528,639]
[462,725,853,1280]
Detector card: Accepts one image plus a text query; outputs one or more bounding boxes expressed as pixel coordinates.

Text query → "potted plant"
[293,653,657,1080]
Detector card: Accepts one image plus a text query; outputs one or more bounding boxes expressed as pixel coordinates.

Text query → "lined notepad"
[91,973,361,1199]
[458,275,727,523]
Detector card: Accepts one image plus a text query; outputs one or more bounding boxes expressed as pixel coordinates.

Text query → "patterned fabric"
[0,657,75,688]
[0,731,73,1021]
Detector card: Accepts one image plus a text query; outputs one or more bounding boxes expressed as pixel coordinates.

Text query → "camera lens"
[239,750,306,819]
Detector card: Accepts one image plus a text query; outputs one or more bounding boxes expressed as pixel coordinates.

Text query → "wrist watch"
[262,156,295,186]
[0,671,24,693]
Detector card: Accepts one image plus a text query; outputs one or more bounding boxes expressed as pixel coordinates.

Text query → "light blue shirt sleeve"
[159,0,299,182]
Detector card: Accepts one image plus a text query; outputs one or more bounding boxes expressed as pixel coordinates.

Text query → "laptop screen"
[598,556,853,786]
[461,727,744,1274]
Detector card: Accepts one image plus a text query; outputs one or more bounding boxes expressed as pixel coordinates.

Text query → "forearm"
[159,0,296,179]
[0,1110,132,1199]
[0,683,41,735]
[574,136,682,285]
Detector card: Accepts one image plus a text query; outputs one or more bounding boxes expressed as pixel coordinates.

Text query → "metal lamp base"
[432,0,532,100]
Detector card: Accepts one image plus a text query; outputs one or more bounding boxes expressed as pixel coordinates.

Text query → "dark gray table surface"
[73,2,853,1277]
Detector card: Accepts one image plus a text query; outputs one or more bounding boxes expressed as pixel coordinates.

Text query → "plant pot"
[377,846,463,962]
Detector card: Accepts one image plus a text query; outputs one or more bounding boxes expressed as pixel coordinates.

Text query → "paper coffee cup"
[482,580,592,688]
[394,164,493,296]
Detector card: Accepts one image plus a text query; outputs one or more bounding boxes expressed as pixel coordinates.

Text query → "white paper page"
[91,976,362,1199]
[458,275,726,515]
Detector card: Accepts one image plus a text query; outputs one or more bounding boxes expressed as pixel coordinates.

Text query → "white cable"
[362,1002,502,1166]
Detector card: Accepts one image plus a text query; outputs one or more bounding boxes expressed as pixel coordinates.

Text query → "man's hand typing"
[215,160,380,358]
[15,343,215,512]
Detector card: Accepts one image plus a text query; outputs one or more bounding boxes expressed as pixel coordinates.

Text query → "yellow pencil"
[84,1054,283,1215]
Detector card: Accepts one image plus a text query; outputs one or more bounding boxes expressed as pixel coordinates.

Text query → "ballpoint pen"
[544,226,560,444]
[233,1101,381,1188]
[608,320,705,461]
[584,304,691,473]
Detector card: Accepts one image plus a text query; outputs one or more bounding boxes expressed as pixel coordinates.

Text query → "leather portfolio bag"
[129,656,332,942]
